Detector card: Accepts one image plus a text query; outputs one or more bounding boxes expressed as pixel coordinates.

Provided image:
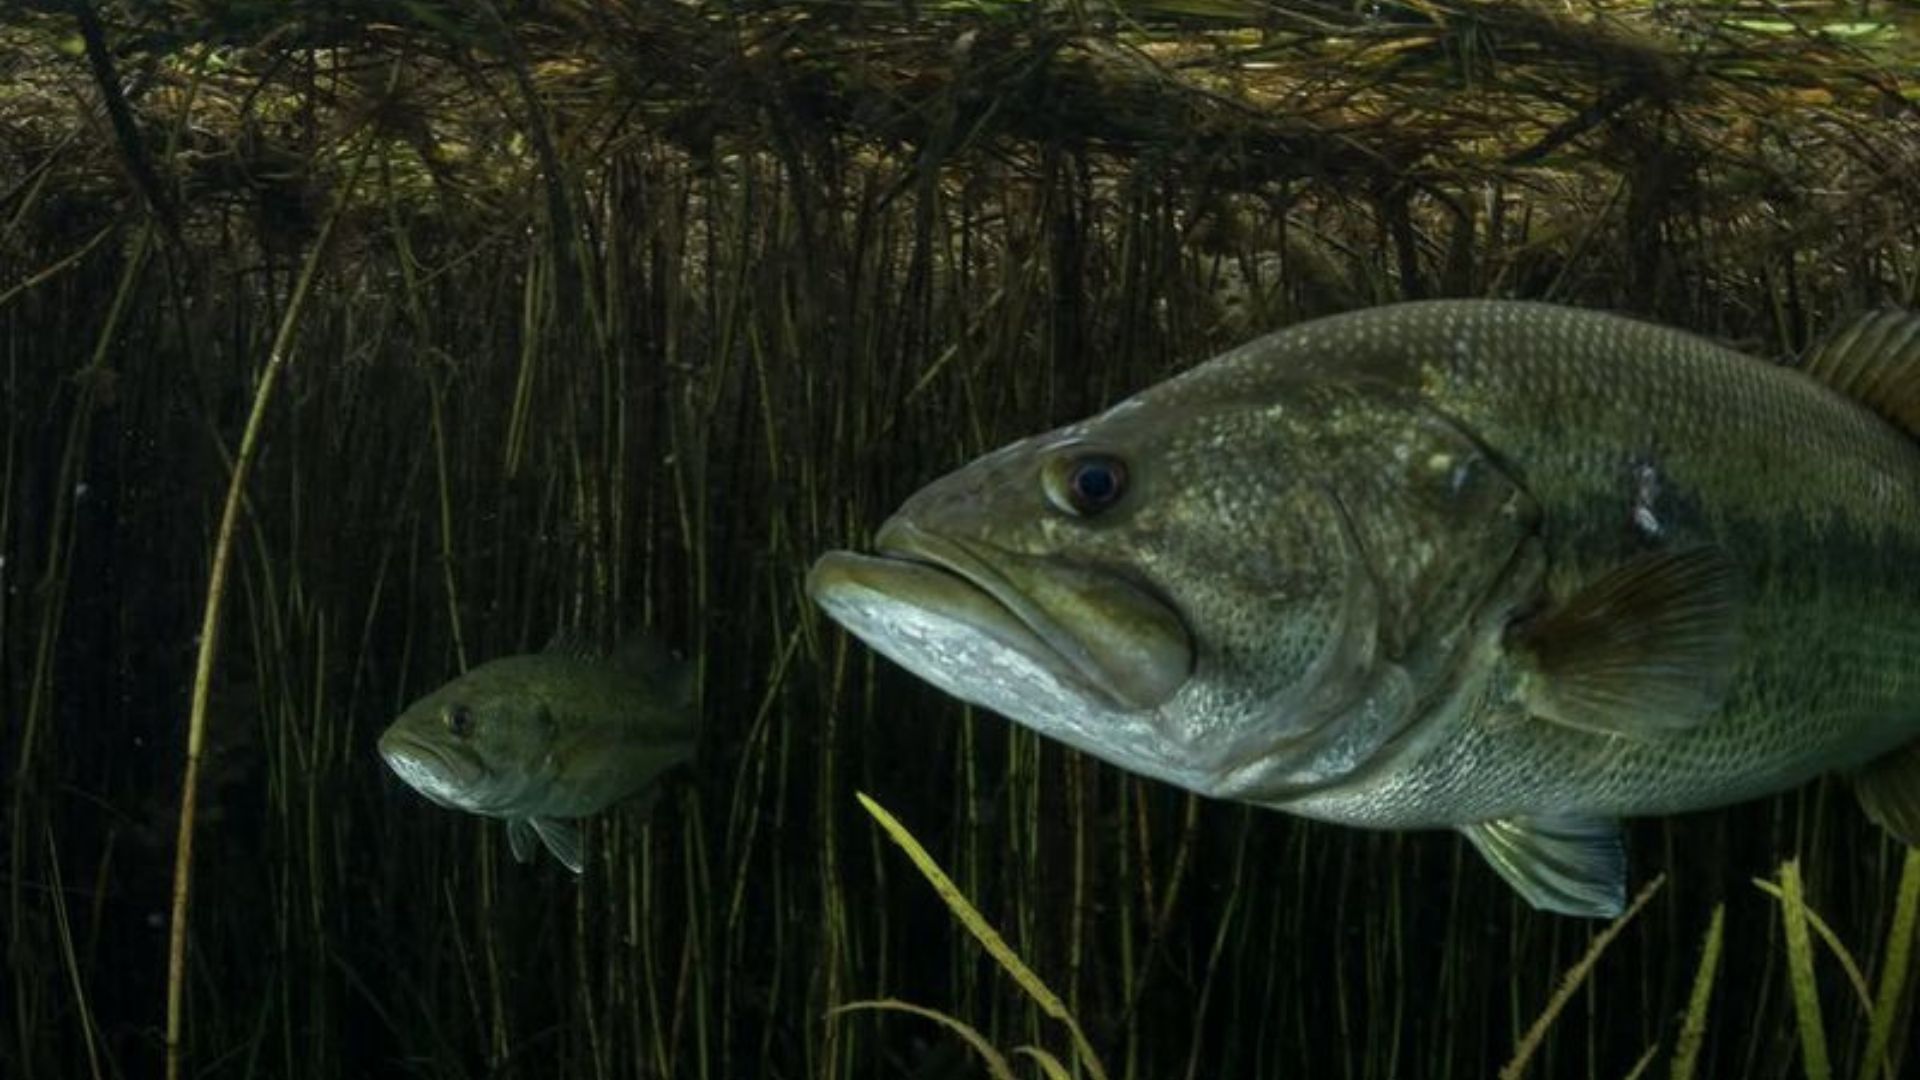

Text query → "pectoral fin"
[1505,547,1741,738]
[1461,815,1626,918]
[508,819,537,863]
[1854,739,1920,848]
[531,817,586,874]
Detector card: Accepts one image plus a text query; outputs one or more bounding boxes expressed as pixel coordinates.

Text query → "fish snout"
[843,518,1193,712]
[377,725,472,810]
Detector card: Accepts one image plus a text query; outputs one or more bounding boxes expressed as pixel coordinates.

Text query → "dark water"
[4,5,1919,1079]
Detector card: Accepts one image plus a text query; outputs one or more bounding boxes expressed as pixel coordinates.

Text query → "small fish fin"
[542,629,694,705]
[507,819,538,864]
[542,626,601,660]
[628,784,666,820]
[1802,310,1920,438]
[1505,547,1741,738]
[611,636,697,709]
[665,657,697,714]
[1461,815,1626,918]
[531,817,585,874]
[1853,739,1920,848]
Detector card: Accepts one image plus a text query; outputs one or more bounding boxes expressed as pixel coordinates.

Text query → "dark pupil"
[447,705,473,737]
[1071,460,1120,507]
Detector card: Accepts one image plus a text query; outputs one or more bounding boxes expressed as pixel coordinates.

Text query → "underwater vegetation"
[2,1,1918,1079]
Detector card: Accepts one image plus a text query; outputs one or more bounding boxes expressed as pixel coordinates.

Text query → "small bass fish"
[378,635,697,872]
[810,300,1920,916]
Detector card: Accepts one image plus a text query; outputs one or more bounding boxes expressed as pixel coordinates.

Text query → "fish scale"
[377,639,697,873]
[1266,304,1920,821]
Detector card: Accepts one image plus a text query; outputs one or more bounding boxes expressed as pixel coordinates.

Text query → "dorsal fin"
[543,627,695,708]
[542,626,601,659]
[1802,310,1920,436]
[610,636,690,694]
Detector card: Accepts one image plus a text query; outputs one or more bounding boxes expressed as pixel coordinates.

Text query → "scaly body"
[1235,302,1920,826]
[810,300,1920,916]
[378,638,696,872]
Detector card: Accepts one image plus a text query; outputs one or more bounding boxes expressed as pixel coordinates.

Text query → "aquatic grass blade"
[1621,1041,1660,1080]
[163,141,372,1080]
[828,1000,1018,1080]
[1013,1044,1077,1079]
[1498,874,1664,1080]
[1857,848,1920,1080]
[855,791,1111,1080]
[1670,903,1724,1080]
[44,828,104,1080]
[1754,878,1874,1012]
[1769,859,1832,1080]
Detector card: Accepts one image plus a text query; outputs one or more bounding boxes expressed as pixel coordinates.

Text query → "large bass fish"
[809,300,1920,917]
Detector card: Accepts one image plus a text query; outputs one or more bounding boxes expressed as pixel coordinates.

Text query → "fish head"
[377,657,565,818]
[812,369,1523,797]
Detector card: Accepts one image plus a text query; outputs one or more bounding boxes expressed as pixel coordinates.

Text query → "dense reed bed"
[3,2,1918,1077]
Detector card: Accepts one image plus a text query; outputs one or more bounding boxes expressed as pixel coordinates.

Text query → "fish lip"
[377,728,472,810]
[867,519,1187,711]
[872,520,1009,601]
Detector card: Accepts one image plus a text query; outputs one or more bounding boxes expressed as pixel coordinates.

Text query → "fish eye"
[444,704,474,738]
[1046,452,1129,517]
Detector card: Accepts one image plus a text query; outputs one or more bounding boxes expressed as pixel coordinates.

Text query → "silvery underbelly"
[1274,673,1920,830]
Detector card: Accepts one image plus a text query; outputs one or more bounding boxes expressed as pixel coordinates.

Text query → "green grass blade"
[1499,874,1664,1080]
[829,1000,1018,1080]
[856,792,1111,1080]
[44,828,103,1080]
[165,141,373,1080]
[1754,879,1874,1012]
[1772,860,1832,1080]
[1621,1040,1660,1080]
[1857,848,1920,1080]
[1670,903,1725,1080]
[1013,1045,1077,1080]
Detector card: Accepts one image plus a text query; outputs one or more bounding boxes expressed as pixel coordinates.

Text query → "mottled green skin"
[378,650,695,822]
[812,300,1920,835]
[1251,301,1920,827]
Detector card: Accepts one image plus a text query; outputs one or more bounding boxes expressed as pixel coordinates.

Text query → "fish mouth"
[377,727,478,810]
[807,519,1193,712]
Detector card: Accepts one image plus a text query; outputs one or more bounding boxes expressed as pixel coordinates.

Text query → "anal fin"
[1506,547,1741,738]
[1461,815,1626,918]
[531,817,586,874]
[1854,739,1920,848]
[508,818,537,864]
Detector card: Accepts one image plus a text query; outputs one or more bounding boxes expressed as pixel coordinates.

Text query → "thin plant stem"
[45,827,104,1080]
[163,143,370,1080]
[1499,875,1666,1080]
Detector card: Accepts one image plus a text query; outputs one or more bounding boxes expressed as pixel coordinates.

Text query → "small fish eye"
[444,704,474,738]
[1047,452,1129,517]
